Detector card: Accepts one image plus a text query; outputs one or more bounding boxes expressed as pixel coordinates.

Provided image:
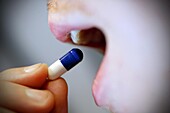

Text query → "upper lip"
[48,22,73,42]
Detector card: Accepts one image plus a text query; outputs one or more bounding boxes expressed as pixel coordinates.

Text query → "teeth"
[70,28,105,45]
[70,30,81,44]
[70,30,90,44]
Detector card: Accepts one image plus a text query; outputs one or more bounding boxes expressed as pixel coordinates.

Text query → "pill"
[48,48,83,80]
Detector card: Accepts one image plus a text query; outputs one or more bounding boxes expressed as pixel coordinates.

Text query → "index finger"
[0,64,48,88]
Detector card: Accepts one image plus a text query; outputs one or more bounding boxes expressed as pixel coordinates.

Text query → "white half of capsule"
[48,60,67,80]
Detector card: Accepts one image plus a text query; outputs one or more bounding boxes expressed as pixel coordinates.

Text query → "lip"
[49,22,72,42]
[49,22,93,42]
[92,53,110,107]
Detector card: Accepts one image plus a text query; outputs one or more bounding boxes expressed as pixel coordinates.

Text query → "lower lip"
[92,53,109,105]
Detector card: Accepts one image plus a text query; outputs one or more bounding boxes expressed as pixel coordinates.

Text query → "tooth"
[70,28,105,46]
[70,30,80,44]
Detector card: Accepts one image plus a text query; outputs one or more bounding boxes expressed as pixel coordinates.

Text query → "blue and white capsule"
[48,48,83,80]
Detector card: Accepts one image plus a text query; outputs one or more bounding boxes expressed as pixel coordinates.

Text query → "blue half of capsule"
[59,48,83,70]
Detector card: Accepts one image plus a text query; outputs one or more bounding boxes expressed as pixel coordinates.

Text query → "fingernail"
[24,64,41,73]
[26,89,49,102]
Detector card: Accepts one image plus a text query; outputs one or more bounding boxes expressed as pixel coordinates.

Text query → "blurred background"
[0,0,108,113]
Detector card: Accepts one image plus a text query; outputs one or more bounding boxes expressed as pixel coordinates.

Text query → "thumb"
[43,78,68,113]
[0,63,48,88]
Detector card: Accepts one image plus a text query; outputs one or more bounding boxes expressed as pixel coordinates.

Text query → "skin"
[0,64,68,113]
[48,0,170,113]
[0,1,170,113]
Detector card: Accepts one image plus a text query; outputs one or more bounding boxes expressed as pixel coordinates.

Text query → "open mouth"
[68,28,106,53]
[49,22,106,53]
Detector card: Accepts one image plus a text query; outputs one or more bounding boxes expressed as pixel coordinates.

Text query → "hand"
[0,64,68,113]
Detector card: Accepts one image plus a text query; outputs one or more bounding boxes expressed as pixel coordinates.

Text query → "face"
[48,0,170,113]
